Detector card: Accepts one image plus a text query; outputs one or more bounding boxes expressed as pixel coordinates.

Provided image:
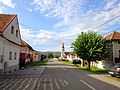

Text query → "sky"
[0,0,120,52]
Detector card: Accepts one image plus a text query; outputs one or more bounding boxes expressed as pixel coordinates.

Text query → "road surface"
[0,59,120,90]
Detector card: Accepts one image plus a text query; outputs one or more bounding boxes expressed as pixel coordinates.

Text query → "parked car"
[108,63,120,77]
[72,59,81,64]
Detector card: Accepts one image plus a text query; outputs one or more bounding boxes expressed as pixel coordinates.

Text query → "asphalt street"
[0,59,120,90]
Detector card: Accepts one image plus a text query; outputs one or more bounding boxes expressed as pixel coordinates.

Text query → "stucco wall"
[0,37,6,70]
[113,41,120,58]
[0,39,4,69]
[0,39,20,75]
[4,41,20,67]
[3,16,21,45]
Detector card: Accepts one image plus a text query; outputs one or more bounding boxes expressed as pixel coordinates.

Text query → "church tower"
[61,43,65,58]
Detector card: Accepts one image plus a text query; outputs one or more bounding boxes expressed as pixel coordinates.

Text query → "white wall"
[0,37,5,69]
[3,16,21,45]
[112,41,120,63]
[4,41,20,67]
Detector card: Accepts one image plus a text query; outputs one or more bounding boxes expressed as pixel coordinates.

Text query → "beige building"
[105,31,120,63]
[0,14,21,75]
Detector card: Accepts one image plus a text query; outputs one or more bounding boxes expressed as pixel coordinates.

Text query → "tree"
[47,52,54,59]
[54,54,59,58]
[71,31,110,70]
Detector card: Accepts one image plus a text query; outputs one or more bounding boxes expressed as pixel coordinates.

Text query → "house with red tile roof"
[20,40,35,69]
[20,40,40,69]
[105,31,120,63]
[0,14,21,75]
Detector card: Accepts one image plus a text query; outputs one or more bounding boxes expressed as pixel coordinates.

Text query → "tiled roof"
[0,14,16,33]
[21,40,34,51]
[105,31,120,41]
[65,52,70,55]
[21,40,28,47]
[65,52,75,56]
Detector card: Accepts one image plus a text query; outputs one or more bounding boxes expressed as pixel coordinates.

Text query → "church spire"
[62,43,64,48]
[61,43,65,51]
[61,43,65,58]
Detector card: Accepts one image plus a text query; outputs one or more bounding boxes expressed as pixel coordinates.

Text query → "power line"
[102,27,120,36]
[91,14,120,30]
[20,23,33,29]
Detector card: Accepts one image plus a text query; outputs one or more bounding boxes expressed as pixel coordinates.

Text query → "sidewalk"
[88,74,120,88]
[12,66,45,75]
[0,66,46,78]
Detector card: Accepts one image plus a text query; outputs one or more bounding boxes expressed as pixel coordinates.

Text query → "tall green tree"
[71,31,110,70]
[47,52,54,59]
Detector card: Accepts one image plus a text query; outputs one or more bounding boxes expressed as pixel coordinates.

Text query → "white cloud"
[0,6,4,13]
[20,26,83,51]
[105,0,118,10]
[27,0,120,51]
[0,0,16,8]
[27,8,32,12]
[32,0,84,18]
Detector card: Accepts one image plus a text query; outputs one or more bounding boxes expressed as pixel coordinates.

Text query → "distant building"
[60,43,80,61]
[60,43,66,59]
[0,14,21,75]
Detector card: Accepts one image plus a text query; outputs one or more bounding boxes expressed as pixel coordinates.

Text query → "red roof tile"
[21,40,34,51]
[21,40,28,47]
[65,52,75,56]
[105,31,120,41]
[0,14,16,33]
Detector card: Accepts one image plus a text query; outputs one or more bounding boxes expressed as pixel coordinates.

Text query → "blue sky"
[0,0,120,52]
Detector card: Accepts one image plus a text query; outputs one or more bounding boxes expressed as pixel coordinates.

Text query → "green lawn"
[80,66,108,74]
[59,60,72,64]
[59,60,108,74]
[31,60,48,66]
[116,78,120,81]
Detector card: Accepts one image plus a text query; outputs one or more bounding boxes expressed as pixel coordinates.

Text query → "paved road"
[37,59,120,90]
[0,59,120,90]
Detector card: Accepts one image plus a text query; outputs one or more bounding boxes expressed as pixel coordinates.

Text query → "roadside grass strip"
[32,60,48,66]
[59,60,72,64]
[80,66,108,74]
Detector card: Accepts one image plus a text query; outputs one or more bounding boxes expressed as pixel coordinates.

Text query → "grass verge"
[31,60,48,66]
[116,78,120,81]
[60,60,108,74]
[59,60,72,64]
[80,66,108,74]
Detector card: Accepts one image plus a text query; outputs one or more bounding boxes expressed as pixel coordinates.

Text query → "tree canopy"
[71,31,110,70]
[47,52,54,59]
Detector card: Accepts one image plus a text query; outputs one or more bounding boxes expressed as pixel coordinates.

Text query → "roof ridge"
[0,14,16,16]
[110,31,115,40]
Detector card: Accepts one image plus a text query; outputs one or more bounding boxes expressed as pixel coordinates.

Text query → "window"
[118,41,120,44]
[9,52,12,60]
[16,30,18,37]
[11,26,14,34]
[14,52,17,60]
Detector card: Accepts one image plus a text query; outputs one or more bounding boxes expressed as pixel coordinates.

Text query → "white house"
[0,14,21,75]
